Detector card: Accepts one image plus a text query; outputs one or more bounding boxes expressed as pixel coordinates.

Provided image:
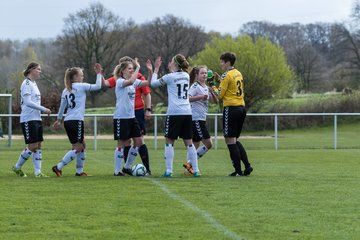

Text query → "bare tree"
[241,21,334,92]
[55,2,136,106]
[129,15,210,103]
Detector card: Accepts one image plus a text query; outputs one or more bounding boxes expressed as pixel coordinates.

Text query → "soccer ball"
[132,163,146,176]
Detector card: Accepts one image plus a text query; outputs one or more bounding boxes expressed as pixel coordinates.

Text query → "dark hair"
[189,65,207,85]
[64,67,83,91]
[173,54,189,72]
[23,62,40,77]
[220,52,236,66]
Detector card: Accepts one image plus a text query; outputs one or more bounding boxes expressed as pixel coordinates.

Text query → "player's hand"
[53,120,61,130]
[145,110,151,120]
[146,59,153,72]
[154,57,162,69]
[214,72,221,83]
[134,58,140,70]
[44,108,51,116]
[94,63,103,74]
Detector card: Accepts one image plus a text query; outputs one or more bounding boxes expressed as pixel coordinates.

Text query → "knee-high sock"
[57,150,77,170]
[236,141,250,168]
[123,146,131,163]
[139,144,150,172]
[188,144,198,172]
[164,144,174,173]
[124,146,139,169]
[227,144,242,173]
[32,149,42,176]
[114,148,124,174]
[76,150,85,174]
[15,148,32,169]
[197,145,208,159]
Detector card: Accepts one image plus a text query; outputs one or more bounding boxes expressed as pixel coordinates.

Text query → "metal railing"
[1,112,360,150]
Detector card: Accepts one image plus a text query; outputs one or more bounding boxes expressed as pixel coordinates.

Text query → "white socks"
[32,149,42,176]
[57,150,77,170]
[187,145,198,172]
[76,151,85,174]
[197,145,208,159]
[164,144,174,173]
[124,146,139,169]
[114,148,124,174]
[15,148,32,169]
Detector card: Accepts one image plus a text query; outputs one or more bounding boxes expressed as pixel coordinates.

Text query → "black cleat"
[75,172,88,176]
[244,166,253,176]
[52,165,62,177]
[228,171,243,177]
[114,172,124,176]
[122,167,133,176]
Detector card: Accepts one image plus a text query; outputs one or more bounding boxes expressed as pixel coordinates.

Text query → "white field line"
[146,178,245,240]
[60,157,245,239]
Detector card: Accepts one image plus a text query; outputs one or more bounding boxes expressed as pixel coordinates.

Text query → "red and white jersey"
[151,71,191,115]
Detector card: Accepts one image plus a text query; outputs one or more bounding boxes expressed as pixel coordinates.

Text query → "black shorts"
[64,120,84,144]
[135,108,146,135]
[223,106,246,138]
[192,120,211,142]
[21,120,43,144]
[113,118,141,140]
[164,115,193,140]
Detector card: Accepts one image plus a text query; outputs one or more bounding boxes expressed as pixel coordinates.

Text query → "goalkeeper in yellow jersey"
[212,52,253,176]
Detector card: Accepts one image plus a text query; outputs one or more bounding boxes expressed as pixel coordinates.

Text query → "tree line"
[1,2,360,114]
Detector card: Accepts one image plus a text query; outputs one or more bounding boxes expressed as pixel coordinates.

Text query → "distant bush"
[246,91,360,130]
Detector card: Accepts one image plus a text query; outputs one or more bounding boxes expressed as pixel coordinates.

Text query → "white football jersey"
[20,79,44,123]
[151,71,191,115]
[58,74,102,121]
[114,78,143,119]
[188,82,209,121]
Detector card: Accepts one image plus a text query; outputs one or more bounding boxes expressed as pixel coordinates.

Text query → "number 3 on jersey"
[236,80,243,97]
[66,93,76,109]
[176,83,188,99]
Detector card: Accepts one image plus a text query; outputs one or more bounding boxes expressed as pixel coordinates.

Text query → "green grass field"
[0,137,359,240]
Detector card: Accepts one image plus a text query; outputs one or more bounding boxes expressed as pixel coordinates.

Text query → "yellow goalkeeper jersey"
[213,68,245,107]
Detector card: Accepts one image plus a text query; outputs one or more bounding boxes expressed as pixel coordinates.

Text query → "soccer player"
[183,66,218,175]
[104,56,152,175]
[52,63,103,177]
[12,62,51,177]
[112,58,151,176]
[212,52,253,176]
[148,54,200,177]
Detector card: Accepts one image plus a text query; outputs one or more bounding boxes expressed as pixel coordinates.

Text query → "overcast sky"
[0,0,355,40]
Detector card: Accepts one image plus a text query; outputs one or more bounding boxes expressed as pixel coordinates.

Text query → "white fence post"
[154,115,158,150]
[214,114,218,150]
[334,115,337,150]
[274,114,278,150]
[94,115,97,151]
[8,95,12,147]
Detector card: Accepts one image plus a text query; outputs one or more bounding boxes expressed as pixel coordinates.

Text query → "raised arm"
[151,57,165,88]
[88,63,103,91]
[146,59,153,84]
[122,58,140,87]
